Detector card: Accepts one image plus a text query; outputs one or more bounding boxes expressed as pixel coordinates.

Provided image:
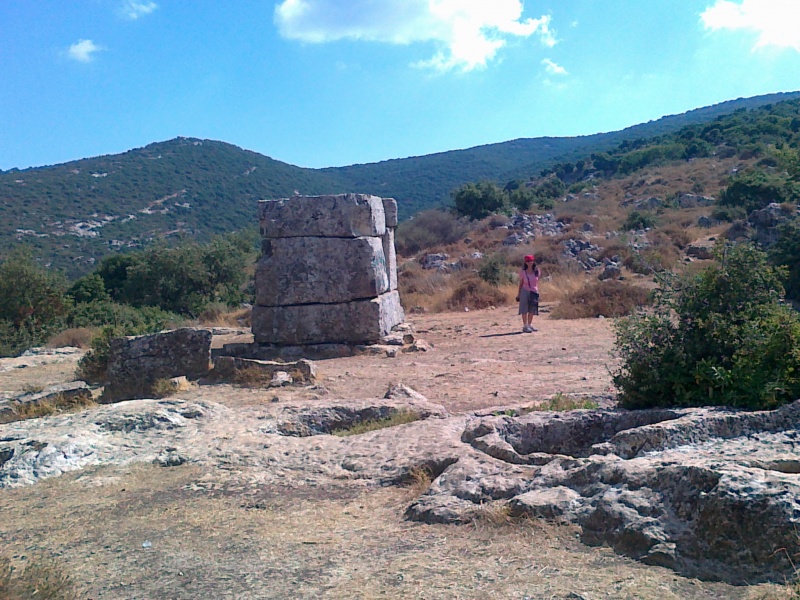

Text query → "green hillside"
[2,91,799,276]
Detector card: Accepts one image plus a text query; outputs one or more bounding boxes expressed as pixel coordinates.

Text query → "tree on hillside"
[452,181,506,220]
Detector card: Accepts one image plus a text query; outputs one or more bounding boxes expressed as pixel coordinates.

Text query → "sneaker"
[529,326,538,332]
[522,325,531,333]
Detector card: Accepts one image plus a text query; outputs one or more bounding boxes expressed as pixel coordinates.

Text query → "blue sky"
[1,0,799,171]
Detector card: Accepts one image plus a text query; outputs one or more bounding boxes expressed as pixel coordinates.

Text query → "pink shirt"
[519,268,539,293]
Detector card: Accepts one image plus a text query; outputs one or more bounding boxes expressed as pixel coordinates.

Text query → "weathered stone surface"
[5,394,800,583]
[102,328,212,402]
[381,228,398,291]
[407,402,800,584]
[258,194,386,238]
[255,236,389,306]
[251,291,404,345]
[382,197,398,228]
[210,356,317,383]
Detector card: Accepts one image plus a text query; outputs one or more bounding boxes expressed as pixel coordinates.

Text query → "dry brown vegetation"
[550,280,652,319]
[0,392,96,425]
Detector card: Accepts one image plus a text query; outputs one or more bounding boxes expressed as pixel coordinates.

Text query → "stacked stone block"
[251,194,404,350]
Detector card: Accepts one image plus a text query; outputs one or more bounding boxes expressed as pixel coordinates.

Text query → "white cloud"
[274,0,556,72]
[701,0,800,51]
[67,39,102,62]
[542,58,567,75]
[121,1,158,20]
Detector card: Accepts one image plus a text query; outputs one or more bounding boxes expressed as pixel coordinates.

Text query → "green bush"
[769,216,800,301]
[452,181,507,220]
[622,210,657,231]
[478,254,511,287]
[718,170,799,214]
[93,231,256,316]
[0,251,70,357]
[613,243,800,410]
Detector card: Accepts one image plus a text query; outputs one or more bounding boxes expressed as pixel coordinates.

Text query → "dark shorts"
[519,289,539,315]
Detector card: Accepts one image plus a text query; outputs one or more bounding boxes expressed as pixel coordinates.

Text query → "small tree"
[613,243,800,410]
[452,181,507,220]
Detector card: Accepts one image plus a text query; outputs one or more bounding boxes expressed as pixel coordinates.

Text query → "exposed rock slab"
[408,402,800,584]
[4,393,800,584]
[251,291,405,345]
[255,236,389,306]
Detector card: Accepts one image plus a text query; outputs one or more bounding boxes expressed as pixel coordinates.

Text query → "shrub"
[0,251,70,357]
[452,181,507,220]
[445,277,510,311]
[395,209,470,256]
[769,216,800,301]
[613,243,800,410]
[718,170,799,214]
[622,210,658,231]
[75,326,119,385]
[550,281,651,319]
[46,327,95,349]
[478,254,511,287]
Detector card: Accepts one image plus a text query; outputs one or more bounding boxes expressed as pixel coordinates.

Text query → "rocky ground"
[0,307,796,599]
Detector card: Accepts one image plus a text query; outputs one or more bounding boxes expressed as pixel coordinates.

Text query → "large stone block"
[102,328,212,402]
[252,291,405,345]
[255,236,389,306]
[259,194,386,238]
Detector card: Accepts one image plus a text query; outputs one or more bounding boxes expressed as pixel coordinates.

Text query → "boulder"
[258,194,386,239]
[209,356,317,383]
[251,291,405,345]
[101,328,212,402]
[686,245,713,260]
[255,236,389,306]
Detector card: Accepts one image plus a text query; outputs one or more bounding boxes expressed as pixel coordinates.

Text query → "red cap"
[524,255,535,262]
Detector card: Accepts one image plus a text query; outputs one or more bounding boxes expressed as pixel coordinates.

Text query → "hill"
[2,90,799,276]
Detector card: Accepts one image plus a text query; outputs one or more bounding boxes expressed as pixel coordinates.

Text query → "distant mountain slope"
[2,90,799,276]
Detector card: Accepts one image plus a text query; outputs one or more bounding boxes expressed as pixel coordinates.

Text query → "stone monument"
[250,193,404,358]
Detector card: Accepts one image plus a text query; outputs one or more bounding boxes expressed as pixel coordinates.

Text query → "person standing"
[516,255,540,333]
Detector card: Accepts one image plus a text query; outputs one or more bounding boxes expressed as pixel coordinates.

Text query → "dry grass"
[524,392,600,412]
[149,378,181,399]
[550,280,651,319]
[331,410,421,437]
[46,327,96,349]
[444,276,511,311]
[538,272,589,303]
[0,393,96,425]
[403,466,434,498]
[0,555,77,600]
[197,306,251,328]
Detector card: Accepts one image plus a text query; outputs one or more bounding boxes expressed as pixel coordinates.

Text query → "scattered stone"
[686,245,713,260]
[209,356,317,384]
[269,371,293,387]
